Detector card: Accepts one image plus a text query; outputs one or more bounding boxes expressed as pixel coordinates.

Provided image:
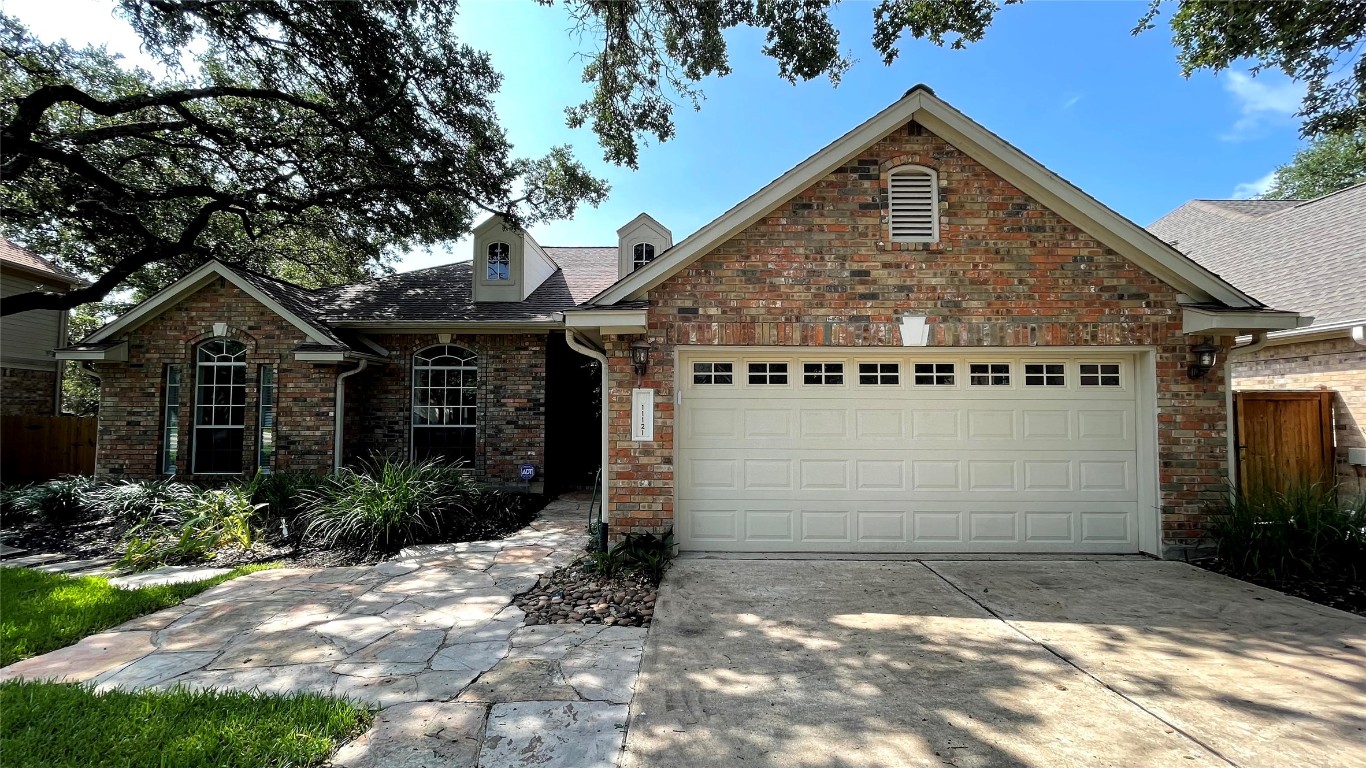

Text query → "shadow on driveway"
[622,558,1365,768]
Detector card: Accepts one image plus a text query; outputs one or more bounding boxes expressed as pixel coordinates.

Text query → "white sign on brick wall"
[631,388,654,442]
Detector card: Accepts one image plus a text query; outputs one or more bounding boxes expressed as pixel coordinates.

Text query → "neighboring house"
[1,239,84,415]
[58,86,1306,558]
[1149,185,1366,492]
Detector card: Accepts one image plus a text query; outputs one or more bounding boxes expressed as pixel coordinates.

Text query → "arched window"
[486,242,511,281]
[632,242,655,271]
[193,338,247,474]
[887,165,938,243]
[412,344,478,465]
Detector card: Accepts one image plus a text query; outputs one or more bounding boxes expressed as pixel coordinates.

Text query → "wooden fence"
[1234,391,1335,494]
[1,414,96,484]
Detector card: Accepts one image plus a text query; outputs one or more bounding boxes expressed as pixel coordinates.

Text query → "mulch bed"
[514,559,658,628]
[1192,558,1366,617]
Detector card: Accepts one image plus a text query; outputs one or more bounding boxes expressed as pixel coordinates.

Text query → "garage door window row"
[691,360,1122,388]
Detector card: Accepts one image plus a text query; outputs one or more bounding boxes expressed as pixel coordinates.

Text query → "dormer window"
[887,165,938,243]
[486,242,511,281]
[632,242,656,271]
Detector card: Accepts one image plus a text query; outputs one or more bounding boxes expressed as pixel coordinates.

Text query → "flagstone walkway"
[0,498,646,768]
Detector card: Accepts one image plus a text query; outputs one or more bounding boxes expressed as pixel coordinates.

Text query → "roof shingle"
[0,238,84,285]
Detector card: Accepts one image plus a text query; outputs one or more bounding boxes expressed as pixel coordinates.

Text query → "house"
[1149,185,1366,491]
[56,86,1307,557]
[1,239,84,415]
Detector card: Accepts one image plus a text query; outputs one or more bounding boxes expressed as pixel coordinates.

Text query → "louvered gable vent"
[888,166,938,242]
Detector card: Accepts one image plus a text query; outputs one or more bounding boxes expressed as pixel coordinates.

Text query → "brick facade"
[92,281,338,477]
[346,333,548,488]
[1,367,56,415]
[604,121,1231,552]
[1232,336,1366,494]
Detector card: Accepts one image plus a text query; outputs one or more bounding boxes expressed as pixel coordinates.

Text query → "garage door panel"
[676,351,1143,553]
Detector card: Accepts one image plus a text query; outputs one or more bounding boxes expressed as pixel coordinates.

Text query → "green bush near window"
[118,485,264,571]
[0,476,99,526]
[1208,484,1366,583]
[0,680,369,768]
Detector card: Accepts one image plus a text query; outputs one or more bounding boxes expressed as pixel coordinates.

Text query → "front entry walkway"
[624,557,1365,768]
[0,499,646,768]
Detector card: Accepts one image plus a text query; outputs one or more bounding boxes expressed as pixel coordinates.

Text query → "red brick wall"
[92,281,337,477]
[1,367,57,415]
[1232,336,1366,494]
[605,120,1230,552]
[349,333,547,487]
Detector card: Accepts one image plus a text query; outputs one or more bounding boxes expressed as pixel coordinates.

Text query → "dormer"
[616,213,672,280]
[472,215,558,303]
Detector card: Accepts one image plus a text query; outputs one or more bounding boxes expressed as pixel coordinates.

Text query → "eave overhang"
[1181,305,1309,336]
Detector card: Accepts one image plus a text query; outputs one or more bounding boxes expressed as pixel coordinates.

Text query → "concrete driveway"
[622,557,1365,768]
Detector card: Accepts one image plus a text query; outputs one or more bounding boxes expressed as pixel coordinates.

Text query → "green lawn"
[0,564,273,667]
[1,679,370,768]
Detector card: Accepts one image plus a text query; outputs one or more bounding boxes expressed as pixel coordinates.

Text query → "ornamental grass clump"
[1208,483,1366,583]
[299,455,481,553]
[117,485,264,571]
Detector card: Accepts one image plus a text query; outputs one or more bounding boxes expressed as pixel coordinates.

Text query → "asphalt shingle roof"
[1148,184,1366,326]
[0,238,84,285]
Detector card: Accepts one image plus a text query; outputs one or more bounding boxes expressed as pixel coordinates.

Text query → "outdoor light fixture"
[1188,342,1218,380]
[630,339,651,377]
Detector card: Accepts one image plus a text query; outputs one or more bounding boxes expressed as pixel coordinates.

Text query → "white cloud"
[1232,170,1277,199]
[1062,94,1082,110]
[1221,71,1304,140]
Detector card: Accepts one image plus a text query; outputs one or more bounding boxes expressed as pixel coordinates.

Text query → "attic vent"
[888,165,938,242]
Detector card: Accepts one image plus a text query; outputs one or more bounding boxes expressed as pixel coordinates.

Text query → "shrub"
[0,476,99,525]
[247,471,327,541]
[117,485,265,572]
[86,479,199,526]
[589,529,674,583]
[1208,483,1366,583]
[299,456,479,553]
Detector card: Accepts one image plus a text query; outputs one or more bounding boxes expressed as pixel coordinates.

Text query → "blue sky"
[10,0,1309,272]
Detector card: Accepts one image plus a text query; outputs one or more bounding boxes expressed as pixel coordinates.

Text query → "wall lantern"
[630,339,652,377]
[1187,342,1218,380]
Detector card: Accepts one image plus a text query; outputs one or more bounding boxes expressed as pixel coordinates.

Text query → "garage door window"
[1079,363,1121,387]
[693,362,733,385]
[858,362,900,385]
[913,362,954,386]
[969,363,1011,386]
[748,362,789,385]
[803,362,844,385]
[1024,363,1065,387]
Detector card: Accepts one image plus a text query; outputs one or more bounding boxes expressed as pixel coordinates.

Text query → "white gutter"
[333,360,368,474]
[564,330,609,524]
[1353,325,1366,347]
[1224,332,1270,486]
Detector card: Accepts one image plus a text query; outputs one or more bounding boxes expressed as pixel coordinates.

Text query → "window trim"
[257,364,277,473]
[410,344,479,466]
[746,361,790,386]
[801,361,845,386]
[691,361,735,386]
[887,164,939,243]
[631,242,656,271]
[856,361,901,386]
[1023,362,1067,388]
[485,241,512,282]
[967,362,1012,387]
[1078,361,1123,388]
[191,338,248,476]
[161,364,181,475]
[912,361,956,387]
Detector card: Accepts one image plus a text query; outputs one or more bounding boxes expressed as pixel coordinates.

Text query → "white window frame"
[1023,362,1067,388]
[632,242,656,271]
[856,361,901,386]
[691,361,735,386]
[411,344,479,465]
[1079,362,1123,388]
[486,242,511,281]
[887,164,939,243]
[191,338,248,475]
[801,361,845,386]
[746,361,790,386]
[912,361,956,387]
[968,362,1012,387]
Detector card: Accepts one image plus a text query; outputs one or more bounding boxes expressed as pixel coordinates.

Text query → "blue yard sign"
[519,464,536,481]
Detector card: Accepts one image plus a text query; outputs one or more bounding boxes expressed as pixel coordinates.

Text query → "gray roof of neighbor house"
[1148,183,1366,326]
[296,246,619,325]
[0,238,85,285]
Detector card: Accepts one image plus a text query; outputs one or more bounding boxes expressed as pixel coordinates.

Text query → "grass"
[0,564,275,667]
[0,679,370,768]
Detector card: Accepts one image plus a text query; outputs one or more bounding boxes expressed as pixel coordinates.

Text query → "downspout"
[334,360,368,474]
[1224,332,1269,487]
[564,330,610,547]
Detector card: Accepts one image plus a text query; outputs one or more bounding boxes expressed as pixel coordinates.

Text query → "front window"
[486,242,511,281]
[632,242,656,271]
[258,365,277,473]
[192,339,247,474]
[412,345,478,466]
[162,365,181,474]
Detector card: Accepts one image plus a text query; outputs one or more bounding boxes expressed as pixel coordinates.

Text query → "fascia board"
[54,341,128,361]
[1182,306,1306,335]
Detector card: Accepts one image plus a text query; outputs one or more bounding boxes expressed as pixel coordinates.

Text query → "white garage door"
[676,351,1144,553]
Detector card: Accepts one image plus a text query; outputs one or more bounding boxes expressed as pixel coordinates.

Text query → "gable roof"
[587,85,1262,308]
[0,238,85,286]
[314,247,618,325]
[1149,183,1366,327]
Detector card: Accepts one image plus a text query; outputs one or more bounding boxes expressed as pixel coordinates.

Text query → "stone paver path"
[0,498,647,768]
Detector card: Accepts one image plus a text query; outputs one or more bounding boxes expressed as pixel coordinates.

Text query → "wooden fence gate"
[1234,391,1335,493]
[1,415,96,484]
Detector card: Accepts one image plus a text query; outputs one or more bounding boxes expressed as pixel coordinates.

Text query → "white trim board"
[84,261,335,347]
[589,86,1266,310]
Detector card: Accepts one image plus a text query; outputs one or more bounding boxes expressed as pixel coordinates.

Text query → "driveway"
[623,557,1365,768]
